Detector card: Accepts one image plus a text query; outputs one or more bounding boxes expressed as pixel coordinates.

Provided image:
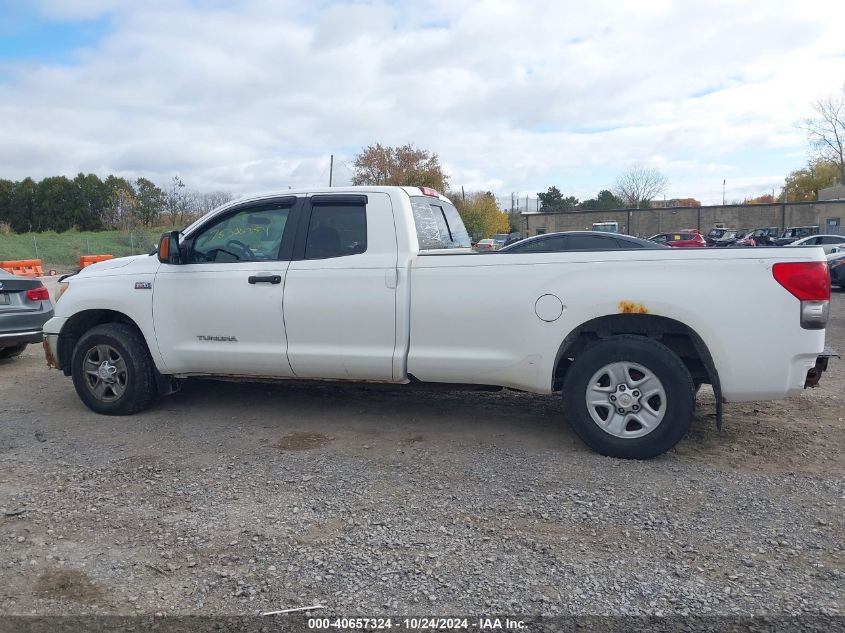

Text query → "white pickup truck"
[43,186,833,459]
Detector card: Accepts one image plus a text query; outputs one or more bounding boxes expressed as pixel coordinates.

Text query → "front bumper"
[805,348,838,388]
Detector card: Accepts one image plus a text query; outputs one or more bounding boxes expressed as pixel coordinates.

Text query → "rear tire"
[71,323,156,415]
[0,344,27,359]
[562,335,695,459]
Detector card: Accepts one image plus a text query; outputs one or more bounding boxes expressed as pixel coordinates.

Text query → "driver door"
[153,196,301,376]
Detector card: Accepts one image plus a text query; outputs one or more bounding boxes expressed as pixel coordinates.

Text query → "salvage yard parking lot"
[0,288,843,616]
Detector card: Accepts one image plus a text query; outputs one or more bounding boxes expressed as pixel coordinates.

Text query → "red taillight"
[419,186,440,198]
[772,262,830,301]
[26,285,50,302]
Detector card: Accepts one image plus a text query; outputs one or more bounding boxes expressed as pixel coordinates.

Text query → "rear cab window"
[410,197,471,250]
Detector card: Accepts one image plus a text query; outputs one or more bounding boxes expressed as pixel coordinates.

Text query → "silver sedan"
[0,269,54,359]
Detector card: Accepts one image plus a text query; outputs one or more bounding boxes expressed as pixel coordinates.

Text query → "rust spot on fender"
[43,339,57,368]
[618,300,649,314]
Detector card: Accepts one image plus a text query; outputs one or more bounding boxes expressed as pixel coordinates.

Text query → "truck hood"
[74,254,159,277]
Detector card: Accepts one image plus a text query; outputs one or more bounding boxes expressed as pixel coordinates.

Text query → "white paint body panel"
[284,192,398,380]
[406,250,825,400]
[153,260,292,376]
[45,186,828,404]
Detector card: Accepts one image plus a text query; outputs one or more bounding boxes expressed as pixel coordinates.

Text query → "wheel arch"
[57,309,146,375]
[553,313,723,428]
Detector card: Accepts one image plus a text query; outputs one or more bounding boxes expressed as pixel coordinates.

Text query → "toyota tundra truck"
[42,186,833,459]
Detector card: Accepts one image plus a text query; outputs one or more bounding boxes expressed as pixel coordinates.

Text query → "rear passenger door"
[283,193,399,381]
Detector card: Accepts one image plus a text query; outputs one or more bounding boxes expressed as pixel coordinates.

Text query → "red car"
[648,230,706,248]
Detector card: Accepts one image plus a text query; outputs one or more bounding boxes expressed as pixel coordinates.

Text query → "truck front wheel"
[71,323,157,415]
[562,335,695,459]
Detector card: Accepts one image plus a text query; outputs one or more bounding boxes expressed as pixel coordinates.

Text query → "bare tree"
[613,166,669,208]
[802,84,845,185]
[163,176,187,225]
[196,190,234,218]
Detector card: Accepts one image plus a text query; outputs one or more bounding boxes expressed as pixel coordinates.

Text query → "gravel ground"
[0,289,843,616]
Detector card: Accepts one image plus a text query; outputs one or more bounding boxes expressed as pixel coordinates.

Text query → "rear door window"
[305,200,367,259]
[567,234,620,250]
[510,236,568,252]
[411,197,471,250]
[616,239,643,248]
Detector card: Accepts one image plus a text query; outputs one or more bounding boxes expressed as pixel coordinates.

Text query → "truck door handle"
[248,275,282,284]
[385,268,398,289]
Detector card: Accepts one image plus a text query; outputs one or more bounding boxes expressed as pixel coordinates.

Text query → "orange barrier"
[0,259,43,277]
[79,254,113,269]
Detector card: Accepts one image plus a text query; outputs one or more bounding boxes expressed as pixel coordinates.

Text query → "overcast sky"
[1,0,844,206]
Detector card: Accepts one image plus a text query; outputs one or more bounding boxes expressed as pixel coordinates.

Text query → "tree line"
[536,166,674,213]
[0,174,233,234]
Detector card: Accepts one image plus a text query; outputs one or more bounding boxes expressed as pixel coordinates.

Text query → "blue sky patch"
[0,5,110,63]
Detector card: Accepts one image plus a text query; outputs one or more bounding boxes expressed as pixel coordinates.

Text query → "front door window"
[189,204,292,263]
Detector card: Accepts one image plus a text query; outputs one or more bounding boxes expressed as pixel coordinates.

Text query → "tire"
[71,323,156,415]
[562,335,695,459]
[0,344,27,359]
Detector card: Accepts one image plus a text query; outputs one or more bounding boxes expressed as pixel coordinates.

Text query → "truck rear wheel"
[562,335,695,459]
[71,323,157,415]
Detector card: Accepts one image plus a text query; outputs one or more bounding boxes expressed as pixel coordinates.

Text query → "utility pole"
[461,185,465,201]
[722,179,726,206]
[329,154,334,187]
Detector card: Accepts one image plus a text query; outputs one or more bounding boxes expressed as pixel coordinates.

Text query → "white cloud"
[1,0,845,204]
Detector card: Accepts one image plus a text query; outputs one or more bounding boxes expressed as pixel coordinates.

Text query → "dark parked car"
[737,227,780,247]
[829,251,845,289]
[705,227,735,246]
[0,270,54,359]
[500,231,668,252]
[774,225,820,246]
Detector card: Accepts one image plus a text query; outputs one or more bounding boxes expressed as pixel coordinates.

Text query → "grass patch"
[0,227,176,269]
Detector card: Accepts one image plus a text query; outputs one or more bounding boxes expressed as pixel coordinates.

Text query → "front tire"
[562,335,695,459]
[71,323,157,415]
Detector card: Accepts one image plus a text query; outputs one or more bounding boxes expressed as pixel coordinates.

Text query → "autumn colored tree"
[351,143,448,191]
[780,159,839,201]
[743,194,775,204]
[452,191,509,240]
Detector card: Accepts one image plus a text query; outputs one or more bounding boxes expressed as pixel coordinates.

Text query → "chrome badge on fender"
[134,281,152,290]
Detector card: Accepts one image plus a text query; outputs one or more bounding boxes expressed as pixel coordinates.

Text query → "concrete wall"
[819,185,845,201]
[521,200,845,238]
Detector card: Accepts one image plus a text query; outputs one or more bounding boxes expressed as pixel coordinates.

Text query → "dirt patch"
[34,569,104,604]
[296,517,345,545]
[273,431,333,451]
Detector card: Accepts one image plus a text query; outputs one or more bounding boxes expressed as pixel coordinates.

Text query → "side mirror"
[158,231,181,264]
